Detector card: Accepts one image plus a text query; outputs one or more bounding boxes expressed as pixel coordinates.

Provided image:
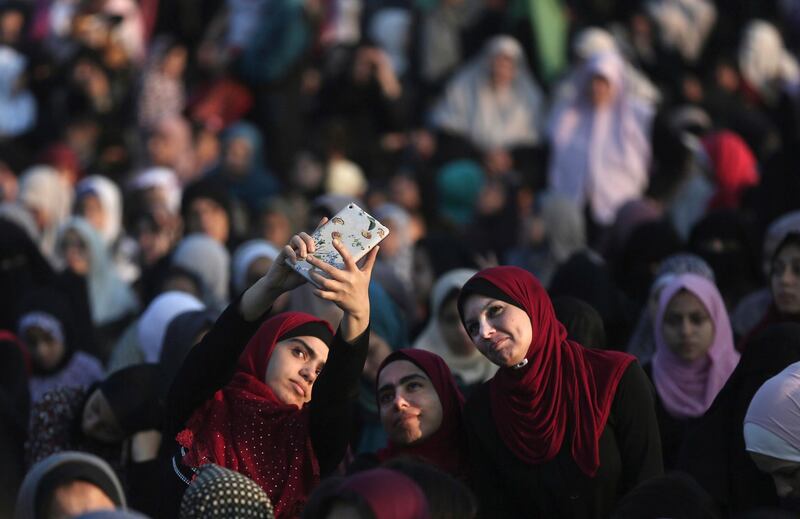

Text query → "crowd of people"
[1,0,800,517]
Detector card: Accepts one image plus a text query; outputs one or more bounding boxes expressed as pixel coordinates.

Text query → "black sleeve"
[165,298,266,439]
[611,361,664,493]
[463,388,519,518]
[309,326,369,476]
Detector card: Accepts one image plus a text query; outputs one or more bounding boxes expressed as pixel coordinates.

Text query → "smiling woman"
[374,349,468,480]
[456,266,663,518]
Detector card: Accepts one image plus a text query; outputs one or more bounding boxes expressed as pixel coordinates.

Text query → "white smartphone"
[286,203,390,288]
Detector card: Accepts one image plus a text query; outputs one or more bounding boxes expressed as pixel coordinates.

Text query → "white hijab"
[18,165,73,261]
[547,51,654,225]
[76,175,123,245]
[57,217,139,325]
[413,268,498,385]
[432,35,544,151]
[739,20,800,105]
[137,291,205,363]
[232,239,280,294]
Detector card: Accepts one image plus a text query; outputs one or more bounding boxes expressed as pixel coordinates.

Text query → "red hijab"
[177,312,334,518]
[701,130,759,210]
[375,349,468,479]
[458,266,634,476]
[338,468,430,519]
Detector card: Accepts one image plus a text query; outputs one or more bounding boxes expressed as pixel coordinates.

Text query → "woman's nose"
[393,393,409,410]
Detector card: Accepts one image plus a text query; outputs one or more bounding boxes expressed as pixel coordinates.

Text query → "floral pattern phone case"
[287,203,390,288]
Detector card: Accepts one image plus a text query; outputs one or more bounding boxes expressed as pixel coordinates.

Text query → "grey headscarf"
[172,234,230,311]
[15,451,126,519]
[626,253,716,363]
[179,464,275,518]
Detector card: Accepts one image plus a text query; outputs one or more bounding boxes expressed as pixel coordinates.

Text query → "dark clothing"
[643,362,699,470]
[464,362,662,519]
[679,323,800,515]
[158,298,368,518]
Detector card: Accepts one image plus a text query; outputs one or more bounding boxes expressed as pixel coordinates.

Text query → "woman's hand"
[241,218,327,321]
[306,237,378,342]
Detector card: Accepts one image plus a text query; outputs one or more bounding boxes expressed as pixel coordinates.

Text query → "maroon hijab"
[338,468,430,519]
[177,312,334,518]
[458,266,634,476]
[375,349,468,478]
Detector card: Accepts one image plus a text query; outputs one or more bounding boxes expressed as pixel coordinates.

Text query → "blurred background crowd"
[1,0,800,516]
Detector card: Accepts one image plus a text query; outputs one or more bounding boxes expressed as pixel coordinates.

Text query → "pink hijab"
[653,273,740,419]
[547,51,653,225]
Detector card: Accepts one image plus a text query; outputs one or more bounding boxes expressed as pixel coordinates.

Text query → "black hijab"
[552,296,607,350]
[689,210,761,308]
[16,287,77,376]
[0,333,29,517]
[0,218,55,331]
[158,309,216,396]
[611,471,721,519]
[549,251,634,350]
[98,364,165,436]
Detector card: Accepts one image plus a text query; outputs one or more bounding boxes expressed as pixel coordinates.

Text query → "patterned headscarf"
[179,464,275,518]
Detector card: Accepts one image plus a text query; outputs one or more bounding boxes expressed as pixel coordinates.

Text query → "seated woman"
[644,273,740,469]
[16,287,104,404]
[457,266,662,518]
[56,217,139,357]
[430,35,545,177]
[373,349,468,480]
[413,269,497,396]
[744,361,800,510]
[739,231,800,351]
[547,51,653,231]
[26,364,164,468]
[15,451,128,518]
[159,223,378,518]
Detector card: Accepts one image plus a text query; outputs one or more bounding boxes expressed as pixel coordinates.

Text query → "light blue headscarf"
[57,217,138,325]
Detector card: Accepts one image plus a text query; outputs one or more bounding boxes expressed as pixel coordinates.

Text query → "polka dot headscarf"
[179,463,275,518]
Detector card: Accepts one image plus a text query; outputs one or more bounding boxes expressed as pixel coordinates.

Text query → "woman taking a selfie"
[158,221,378,518]
[457,266,662,518]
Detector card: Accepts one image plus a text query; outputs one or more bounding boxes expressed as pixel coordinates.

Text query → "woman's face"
[461,295,532,367]
[661,289,715,362]
[750,451,800,498]
[589,74,613,107]
[490,53,515,88]
[77,194,106,236]
[24,325,66,371]
[377,360,443,445]
[438,295,476,357]
[264,336,329,408]
[771,243,800,315]
[82,388,124,443]
[60,229,91,275]
[223,137,252,176]
[187,198,229,244]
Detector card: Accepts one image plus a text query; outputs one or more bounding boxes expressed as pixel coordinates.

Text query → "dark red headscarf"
[701,130,759,210]
[338,468,431,519]
[375,349,468,479]
[177,312,334,518]
[458,266,634,476]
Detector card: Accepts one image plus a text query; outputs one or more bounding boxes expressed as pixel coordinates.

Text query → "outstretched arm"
[305,238,379,474]
[166,221,331,437]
